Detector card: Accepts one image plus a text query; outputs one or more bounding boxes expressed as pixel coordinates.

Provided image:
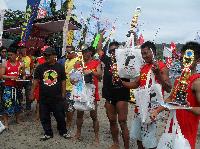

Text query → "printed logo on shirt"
[43,69,58,86]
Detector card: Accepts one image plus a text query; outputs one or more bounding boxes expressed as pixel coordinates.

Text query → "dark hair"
[141,41,156,55]
[181,41,200,60]
[7,42,19,54]
[83,46,96,57]
[109,41,120,48]
[66,45,75,51]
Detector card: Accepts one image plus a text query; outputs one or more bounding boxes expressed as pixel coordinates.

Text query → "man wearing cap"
[30,47,68,141]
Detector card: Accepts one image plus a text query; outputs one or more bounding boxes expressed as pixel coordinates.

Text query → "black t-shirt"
[100,53,130,100]
[34,62,66,102]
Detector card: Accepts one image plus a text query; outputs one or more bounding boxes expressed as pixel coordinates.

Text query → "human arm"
[60,65,67,99]
[187,78,200,115]
[61,80,66,99]
[29,79,39,101]
[122,76,140,89]
[152,63,172,93]
[97,30,106,58]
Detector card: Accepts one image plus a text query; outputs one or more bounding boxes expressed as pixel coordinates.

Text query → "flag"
[170,41,176,50]
[138,34,144,45]
[163,46,172,58]
[21,0,41,44]
[37,7,47,19]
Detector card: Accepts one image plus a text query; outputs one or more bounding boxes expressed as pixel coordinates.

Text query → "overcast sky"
[3,0,200,43]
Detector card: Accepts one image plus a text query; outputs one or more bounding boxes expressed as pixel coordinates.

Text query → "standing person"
[17,47,34,111]
[64,46,79,138]
[151,42,200,149]
[97,33,130,149]
[30,47,68,141]
[122,41,172,149]
[0,44,25,129]
[73,45,102,146]
[0,47,7,65]
[0,47,7,101]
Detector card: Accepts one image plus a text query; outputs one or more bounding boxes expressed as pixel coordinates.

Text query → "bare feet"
[109,144,120,149]
[73,133,81,141]
[90,140,100,147]
[16,118,22,125]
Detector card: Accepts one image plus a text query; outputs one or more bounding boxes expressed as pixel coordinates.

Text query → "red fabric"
[85,60,101,101]
[37,56,46,64]
[173,74,200,149]
[139,61,166,87]
[34,57,46,101]
[4,60,21,87]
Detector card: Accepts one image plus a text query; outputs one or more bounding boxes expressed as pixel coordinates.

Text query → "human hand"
[150,109,159,121]
[10,76,18,80]
[152,62,160,76]
[83,69,92,75]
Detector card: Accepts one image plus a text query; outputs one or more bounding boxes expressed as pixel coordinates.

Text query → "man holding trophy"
[151,42,200,149]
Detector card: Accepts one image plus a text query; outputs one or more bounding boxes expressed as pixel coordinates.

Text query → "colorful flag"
[37,7,47,19]
[21,0,41,44]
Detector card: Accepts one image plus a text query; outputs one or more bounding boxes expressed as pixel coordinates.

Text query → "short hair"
[181,41,200,60]
[109,41,120,48]
[141,41,156,55]
[7,42,19,54]
[66,45,75,51]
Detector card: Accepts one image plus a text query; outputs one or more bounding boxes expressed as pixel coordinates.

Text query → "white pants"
[130,114,158,148]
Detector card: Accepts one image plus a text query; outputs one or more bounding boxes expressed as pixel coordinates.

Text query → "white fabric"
[0,121,5,134]
[130,114,158,148]
[157,111,191,149]
[115,47,144,79]
[163,46,173,58]
[135,69,163,123]
[70,69,95,111]
[0,10,5,47]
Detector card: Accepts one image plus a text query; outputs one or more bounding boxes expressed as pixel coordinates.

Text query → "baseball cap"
[43,47,56,55]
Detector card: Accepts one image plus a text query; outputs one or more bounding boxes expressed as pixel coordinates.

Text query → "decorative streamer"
[21,0,41,45]
[85,0,105,44]
[62,0,74,56]
[66,30,74,46]
[92,33,100,49]
[126,7,142,48]
[0,10,5,47]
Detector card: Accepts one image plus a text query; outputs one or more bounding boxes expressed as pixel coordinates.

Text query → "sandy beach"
[0,83,200,149]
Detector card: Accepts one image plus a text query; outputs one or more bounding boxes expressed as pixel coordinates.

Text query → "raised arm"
[97,30,106,57]
[188,78,200,115]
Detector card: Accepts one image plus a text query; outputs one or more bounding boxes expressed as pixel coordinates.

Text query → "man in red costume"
[123,41,172,149]
[151,41,200,149]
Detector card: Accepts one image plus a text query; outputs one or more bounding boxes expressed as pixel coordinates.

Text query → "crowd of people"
[0,32,200,149]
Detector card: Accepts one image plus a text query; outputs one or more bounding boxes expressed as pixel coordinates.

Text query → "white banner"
[0,10,5,47]
[115,47,144,79]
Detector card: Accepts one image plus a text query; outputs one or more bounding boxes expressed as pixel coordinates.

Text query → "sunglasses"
[66,51,75,54]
